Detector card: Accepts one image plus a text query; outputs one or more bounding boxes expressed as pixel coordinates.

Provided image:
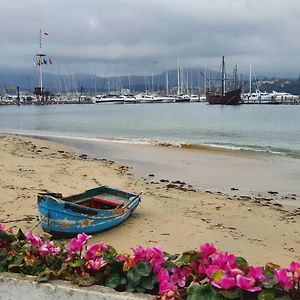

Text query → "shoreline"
[25,133,300,204]
[0,134,299,266]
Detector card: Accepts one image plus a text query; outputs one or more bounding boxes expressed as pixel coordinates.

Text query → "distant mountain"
[0,67,215,95]
[2,67,299,95]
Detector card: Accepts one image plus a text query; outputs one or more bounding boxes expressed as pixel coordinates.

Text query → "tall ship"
[206,56,242,105]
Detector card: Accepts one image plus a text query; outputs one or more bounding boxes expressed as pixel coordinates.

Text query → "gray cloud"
[0,0,299,76]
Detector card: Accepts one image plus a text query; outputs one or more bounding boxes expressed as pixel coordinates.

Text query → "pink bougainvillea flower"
[211,272,236,290]
[146,246,165,273]
[275,268,293,290]
[230,268,245,277]
[157,268,170,283]
[248,266,266,282]
[26,231,44,248]
[131,245,165,273]
[85,242,108,260]
[211,252,237,270]
[67,233,91,255]
[199,243,217,259]
[236,275,262,292]
[131,246,147,265]
[157,267,175,297]
[0,223,5,232]
[159,281,175,297]
[85,257,107,271]
[206,265,222,279]
[39,241,61,257]
[38,243,49,256]
[289,261,300,280]
[170,266,190,287]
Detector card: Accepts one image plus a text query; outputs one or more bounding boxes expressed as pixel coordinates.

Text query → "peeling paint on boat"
[37,186,141,236]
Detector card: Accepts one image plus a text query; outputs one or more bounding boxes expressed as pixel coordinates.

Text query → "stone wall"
[0,273,153,300]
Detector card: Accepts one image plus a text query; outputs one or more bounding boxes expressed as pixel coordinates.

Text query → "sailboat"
[206,56,242,105]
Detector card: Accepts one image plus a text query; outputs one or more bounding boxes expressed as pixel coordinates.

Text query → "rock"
[160,179,169,183]
[230,187,239,191]
[148,174,155,177]
[166,183,178,189]
[268,191,278,195]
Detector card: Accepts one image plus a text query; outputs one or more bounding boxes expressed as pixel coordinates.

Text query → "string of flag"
[34,31,52,66]
[34,57,53,66]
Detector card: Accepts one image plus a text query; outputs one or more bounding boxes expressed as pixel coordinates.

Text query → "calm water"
[0,103,299,158]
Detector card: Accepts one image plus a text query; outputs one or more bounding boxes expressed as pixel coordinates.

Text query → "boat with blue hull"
[37,186,141,237]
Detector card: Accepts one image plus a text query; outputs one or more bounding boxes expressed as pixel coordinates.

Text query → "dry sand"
[0,134,299,266]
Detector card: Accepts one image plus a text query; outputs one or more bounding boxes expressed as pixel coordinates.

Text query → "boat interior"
[72,195,123,210]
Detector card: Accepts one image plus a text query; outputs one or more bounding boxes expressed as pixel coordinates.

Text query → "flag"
[44,32,49,35]
[43,59,47,64]
[48,58,53,64]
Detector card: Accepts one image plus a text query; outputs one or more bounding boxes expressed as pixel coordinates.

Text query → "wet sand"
[0,134,299,266]
[44,135,300,202]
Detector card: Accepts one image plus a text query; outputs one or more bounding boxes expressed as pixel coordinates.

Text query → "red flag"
[49,58,53,64]
[44,32,49,35]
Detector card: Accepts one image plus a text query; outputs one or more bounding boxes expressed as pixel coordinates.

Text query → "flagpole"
[39,29,43,97]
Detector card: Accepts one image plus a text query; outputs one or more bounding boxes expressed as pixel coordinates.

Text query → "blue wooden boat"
[37,186,141,237]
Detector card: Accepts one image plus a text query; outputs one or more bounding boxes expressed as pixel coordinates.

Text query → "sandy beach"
[0,134,299,266]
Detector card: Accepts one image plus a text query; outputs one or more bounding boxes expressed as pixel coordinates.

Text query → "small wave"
[2,130,299,159]
[191,142,300,159]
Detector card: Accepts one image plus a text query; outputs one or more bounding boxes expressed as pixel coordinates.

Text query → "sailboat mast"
[177,58,180,96]
[234,65,238,89]
[165,64,169,96]
[249,62,252,95]
[221,56,225,95]
[39,29,43,96]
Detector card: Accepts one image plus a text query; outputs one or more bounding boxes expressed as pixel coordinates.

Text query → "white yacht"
[92,93,125,104]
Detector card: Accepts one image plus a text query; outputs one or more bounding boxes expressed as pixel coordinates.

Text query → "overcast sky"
[0,0,299,77]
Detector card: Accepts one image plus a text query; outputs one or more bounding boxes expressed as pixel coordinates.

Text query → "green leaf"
[106,273,125,288]
[70,259,85,267]
[0,252,9,271]
[103,252,115,265]
[8,254,25,271]
[220,289,241,299]
[258,290,275,300]
[262,279,277,289]
[187,284,223,300]
[12,254,24,266]
[16,229,26,241]
[141,273,157,290]
[108,245,118,256]
[135,286,146,293]
[274,296,292,300]
[126,281,136,293]
[127,267,142,286]
[136,261,152,277]
[177,254,193,267]
[235,257,249,272]
[0,231,15,243]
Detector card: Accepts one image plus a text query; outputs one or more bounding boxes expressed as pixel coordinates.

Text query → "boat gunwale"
[38,196,141,220]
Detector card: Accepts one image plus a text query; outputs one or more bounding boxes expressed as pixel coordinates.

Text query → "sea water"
[0,102,299,159]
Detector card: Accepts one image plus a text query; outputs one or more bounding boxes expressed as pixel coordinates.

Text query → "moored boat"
[206,56,242,105]
[206,88,242,105]
[37,186,141,237]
